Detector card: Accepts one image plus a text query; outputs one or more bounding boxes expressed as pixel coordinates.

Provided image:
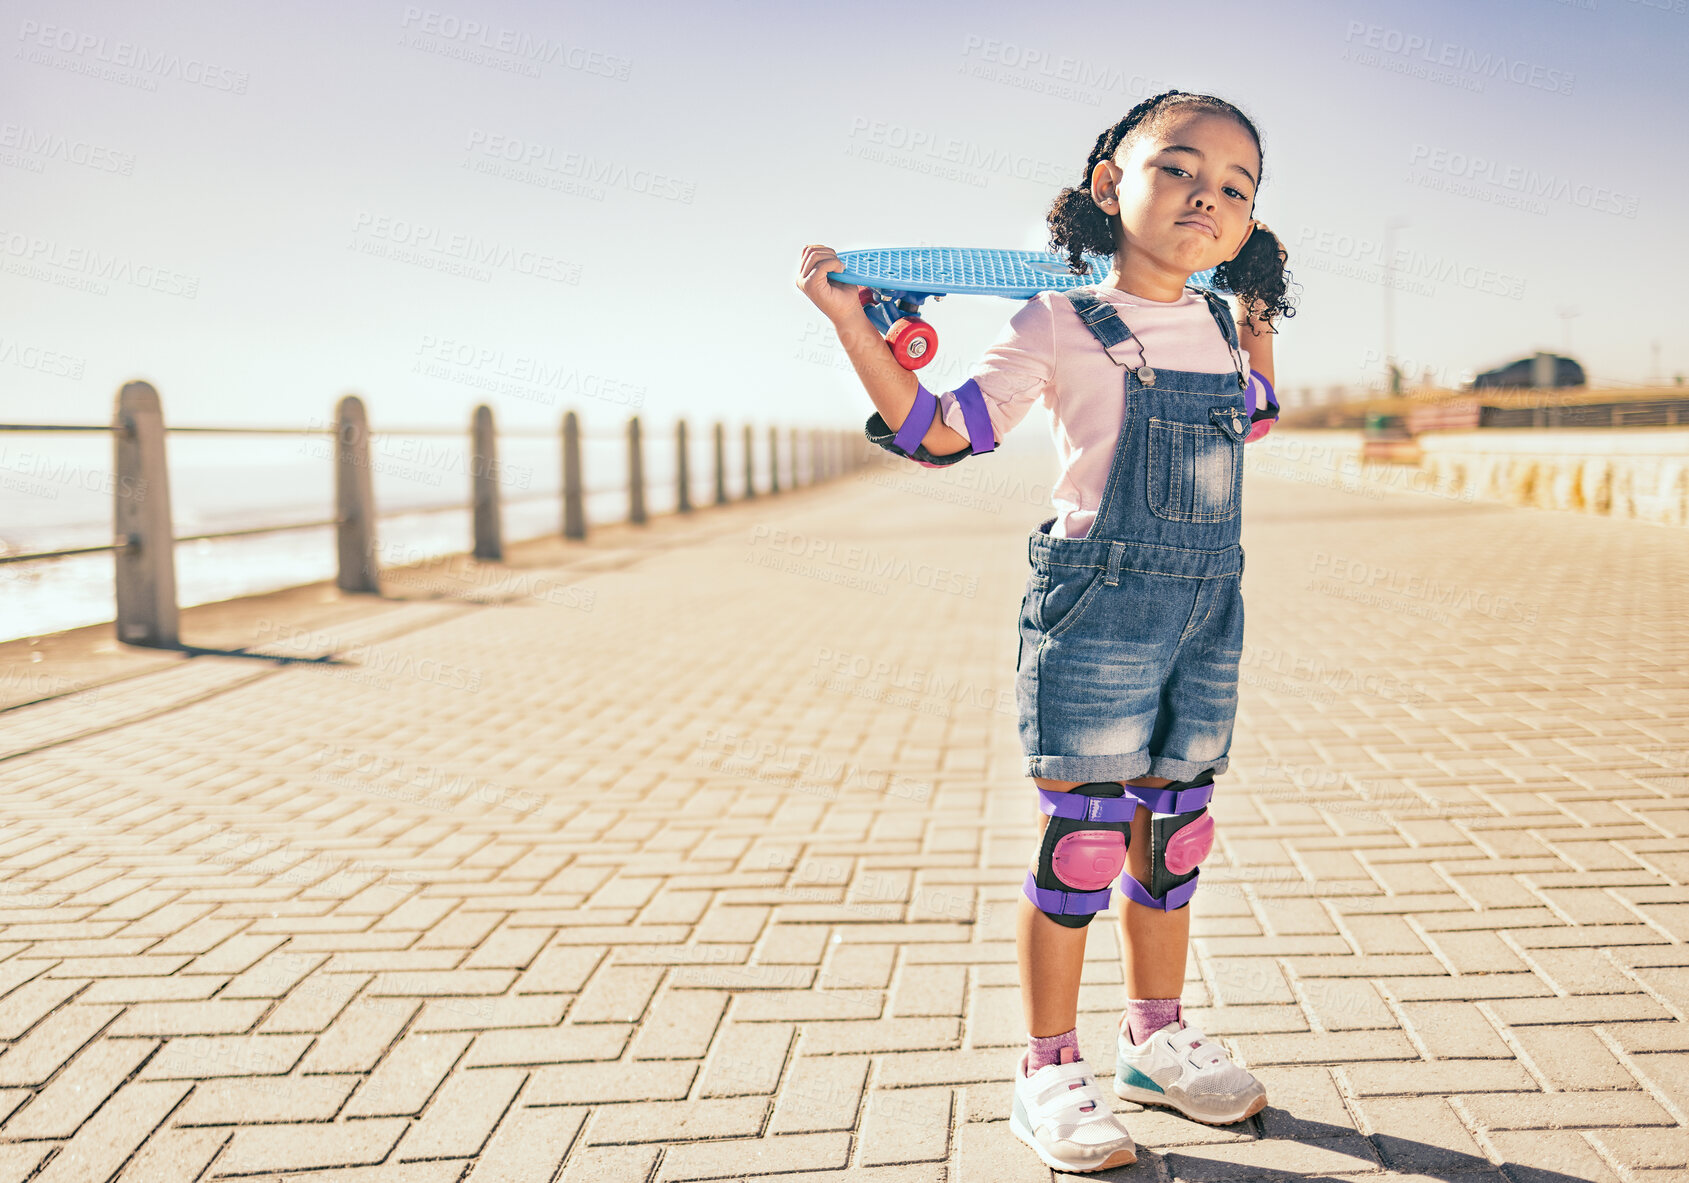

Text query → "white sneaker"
[1114,1017,1267,1125]
[1010,1053,1137,1172]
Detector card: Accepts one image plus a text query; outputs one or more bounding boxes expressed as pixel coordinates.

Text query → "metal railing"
[3,380,874,648]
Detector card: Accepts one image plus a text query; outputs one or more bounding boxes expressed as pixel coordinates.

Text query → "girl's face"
[1090,110,1261,280]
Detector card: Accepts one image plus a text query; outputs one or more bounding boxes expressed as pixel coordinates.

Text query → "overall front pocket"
[1146,408,1249,522]
[1030,562,1107,638]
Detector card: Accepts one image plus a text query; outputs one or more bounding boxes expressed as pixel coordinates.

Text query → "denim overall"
[1015,285,1251,784]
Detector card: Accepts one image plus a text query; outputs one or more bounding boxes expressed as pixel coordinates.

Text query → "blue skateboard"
[827,247,1226,370]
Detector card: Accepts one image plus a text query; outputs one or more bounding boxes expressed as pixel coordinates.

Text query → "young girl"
[797,89,1294,1173]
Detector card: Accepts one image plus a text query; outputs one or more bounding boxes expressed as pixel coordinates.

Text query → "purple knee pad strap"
[1116,781,1214,816]
[1038,787,1137,824]
[1023,870,1113,917]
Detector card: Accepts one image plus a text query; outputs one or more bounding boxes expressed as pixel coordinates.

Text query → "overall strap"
[1061,289,1138,369]
[1198,288,1251,392]
[1197,288,1240,352]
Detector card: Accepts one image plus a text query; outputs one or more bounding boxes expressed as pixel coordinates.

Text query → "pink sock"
[1125,997,1182,1044]
[1026,1028,1080,1071]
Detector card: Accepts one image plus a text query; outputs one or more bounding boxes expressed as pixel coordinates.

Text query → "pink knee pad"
[1163,812,1214,876]
[1051,829,1127,890]
[1024,784,1136,928]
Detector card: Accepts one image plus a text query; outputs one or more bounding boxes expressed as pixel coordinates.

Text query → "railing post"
[676,419,692,513]
[335,394,380,594]
[472,404,502,561]
[742,423,756,499]
[562,410,585,540]
[628,415,646,524]
[112,380,179,647]
[713,422,728,506]
[769,425,780,494]
[791,426,801,488]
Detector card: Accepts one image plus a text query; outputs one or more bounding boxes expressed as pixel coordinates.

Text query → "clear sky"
[2,0,1684,437]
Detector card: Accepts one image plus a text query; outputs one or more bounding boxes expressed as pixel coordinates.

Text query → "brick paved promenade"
[1,432,1686,1182]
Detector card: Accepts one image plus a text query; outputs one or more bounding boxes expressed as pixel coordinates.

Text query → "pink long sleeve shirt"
[935,283,1261,540]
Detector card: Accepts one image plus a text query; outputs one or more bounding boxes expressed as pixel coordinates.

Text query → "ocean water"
[1,428,785,643]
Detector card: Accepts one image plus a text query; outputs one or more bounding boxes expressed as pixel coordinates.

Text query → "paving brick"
[1452,1089,1675,1130]
[0,1003,120,1085]
[142,1034,312,1080]
[857,1086,952,1165]
[297,996,418,1074]
[628,988,729,1059]
[1395,1001,1513,1059]
[656,1133,850,1181]
[1160,1135,1380,1179]
[568,964,666,1023]
[1357,1095,1491,1174]
[465,1106,587,1183]
[768,1053,869,1134]
[394,1067,526,1160]
[1338,1058,1541,1096]
[515,945,606,994]
[1484,1130,1624,1183]
[525,1059,697,1105]
[586,1096,768,1145]
[176,1074,357,1124]
[463,1024,630,1067]
[0,977,85,1039]
[890,963,966,1017]
[1511,1024,1638,1091]
[258,972,368,1033]
[114,1127,230,1183]
[109,999,270,1037]
[342,1031,471,1116]
[33,1081,190,1183]
[697,1021,793,1096]
[556,1146,661,1183]
[1,1036,156,1137]
[214,1118,408,1176]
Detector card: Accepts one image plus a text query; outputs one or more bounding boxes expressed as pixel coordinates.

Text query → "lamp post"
[1382,217,1409,396]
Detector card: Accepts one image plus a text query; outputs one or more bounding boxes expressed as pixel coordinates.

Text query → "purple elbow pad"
[892,380,940,456]
[950,378,996,455]
[1244,368,1278,443]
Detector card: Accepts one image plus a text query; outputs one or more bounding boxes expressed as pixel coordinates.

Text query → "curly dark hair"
[1047,90,1297,326]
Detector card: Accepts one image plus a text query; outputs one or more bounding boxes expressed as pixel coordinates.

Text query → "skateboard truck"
[856,286,942,371]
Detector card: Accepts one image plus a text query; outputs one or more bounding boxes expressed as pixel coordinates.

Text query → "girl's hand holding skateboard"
[796,244,865,325]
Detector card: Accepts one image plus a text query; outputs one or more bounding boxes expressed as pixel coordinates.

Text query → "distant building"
[1469,351,1585,389]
